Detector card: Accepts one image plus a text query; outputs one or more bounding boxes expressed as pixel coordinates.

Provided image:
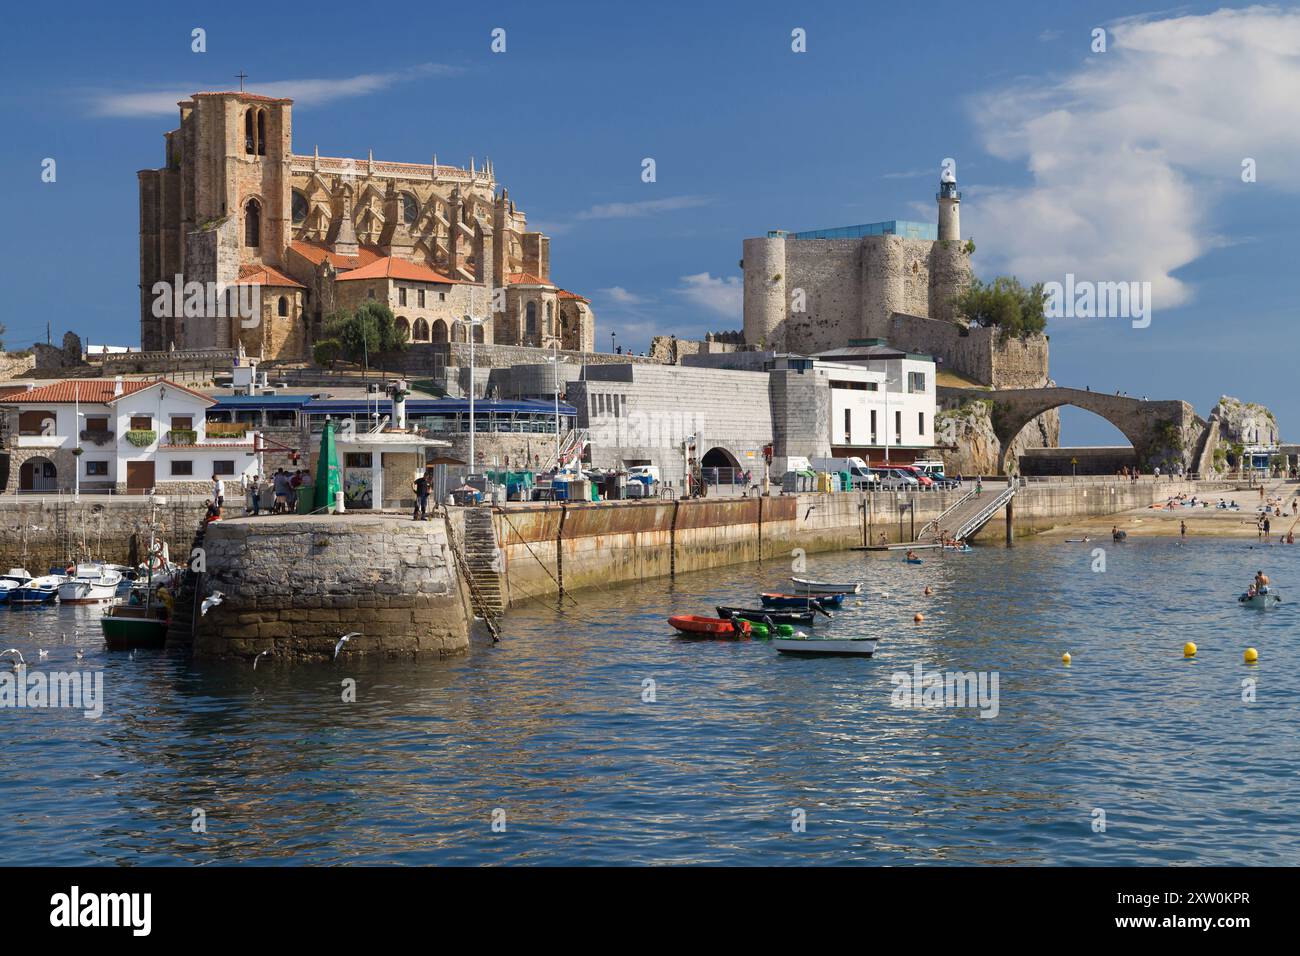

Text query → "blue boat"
[759,592,844,609]
[10,574,64,604]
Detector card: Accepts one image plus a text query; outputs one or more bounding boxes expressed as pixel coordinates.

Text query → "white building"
[771,342,937,463]
[2,378,257,494]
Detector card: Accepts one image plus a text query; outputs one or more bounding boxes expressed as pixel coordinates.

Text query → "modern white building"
[2,377,257,494]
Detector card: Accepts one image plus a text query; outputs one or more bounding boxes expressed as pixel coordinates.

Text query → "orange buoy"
[913,613,924,623]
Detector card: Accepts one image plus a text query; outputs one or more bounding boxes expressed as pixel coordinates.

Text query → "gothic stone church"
[138,90,595,360]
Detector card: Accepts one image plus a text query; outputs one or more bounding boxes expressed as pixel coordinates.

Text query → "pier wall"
[193,515,468,661]
[0,497,208,571]
[492,479,1237,603]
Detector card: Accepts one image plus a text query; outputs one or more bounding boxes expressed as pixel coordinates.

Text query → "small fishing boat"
[668,614,750,638]
[10,574,65,604]
[760,592,844,609]
[772,635,878,657]
[101,603,171,649]
[1238,590,1282,609]
[789,577,862,595]
[732,617,795,639]
[904,557,924,565]
[0,570,34,604]
[717,606,818,626]
[58,564,124,604]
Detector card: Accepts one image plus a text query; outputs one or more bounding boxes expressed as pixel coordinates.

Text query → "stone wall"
[0,497,208,571]
[193,514,468,661]
[887,313,1050,389]
[0,352,36,381]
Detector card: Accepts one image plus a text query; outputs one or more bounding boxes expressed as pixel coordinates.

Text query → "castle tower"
[937,163,960,241]
[742,234,787,349]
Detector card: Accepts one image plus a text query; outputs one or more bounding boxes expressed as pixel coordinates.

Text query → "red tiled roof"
[2,379,216,406]
[505,272,554,287]
[557,289,589,303]
[235,263,305,288]
[335,256,460,284]
[289,240,383,272]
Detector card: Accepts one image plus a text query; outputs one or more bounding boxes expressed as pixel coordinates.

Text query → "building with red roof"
[139,91,595,361]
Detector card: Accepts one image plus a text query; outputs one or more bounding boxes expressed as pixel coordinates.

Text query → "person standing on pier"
[211,475,225,514]
[250,475,264,516]
[412,470,430,521]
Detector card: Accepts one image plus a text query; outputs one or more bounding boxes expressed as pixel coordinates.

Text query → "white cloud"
[674,273,742,319]
[88,63,459,117]
[969,7,1300,310]
[576,196,712,220]
[599,286,650,306]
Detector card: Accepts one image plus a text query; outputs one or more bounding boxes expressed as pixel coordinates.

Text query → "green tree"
[312,338,342,369]
[323,302,408,364]
[953,276,1047,341]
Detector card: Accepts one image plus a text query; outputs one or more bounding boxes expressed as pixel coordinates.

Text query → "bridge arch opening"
[1013,407,1136,476]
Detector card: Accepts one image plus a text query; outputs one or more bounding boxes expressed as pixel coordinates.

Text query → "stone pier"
[193,514,469,661]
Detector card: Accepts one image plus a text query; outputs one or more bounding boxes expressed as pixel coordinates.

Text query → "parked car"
[872,468,919,490]
[896,465,935,488]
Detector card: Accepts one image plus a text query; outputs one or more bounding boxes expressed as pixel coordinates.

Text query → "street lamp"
[883,375,899,467]
[610,330,617,354]
[545,343,561,466]
[456,309,489,477]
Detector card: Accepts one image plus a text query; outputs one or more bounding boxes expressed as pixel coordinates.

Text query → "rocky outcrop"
[936,397,1059,475]
[1207,396,1281,474]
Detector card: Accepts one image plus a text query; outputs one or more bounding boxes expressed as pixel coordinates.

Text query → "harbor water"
[2,536,1298,865]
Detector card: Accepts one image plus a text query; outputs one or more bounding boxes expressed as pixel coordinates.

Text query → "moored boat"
[10,574,65,604]
[57,564,124,604]
[0,570,34,604]
[760,592,844,609]
[772,635,878,657]
[732,617,795,639]
[717,605,818,626]
[668,615,751,638]
[789,577,862,595]
[100,603,170,649]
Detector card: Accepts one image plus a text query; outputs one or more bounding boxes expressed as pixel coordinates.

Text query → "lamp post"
[457,307,489,477]
[610,330,617,354]
[546,342,561,466]
[73,382,80,502]
[883,375,899,467]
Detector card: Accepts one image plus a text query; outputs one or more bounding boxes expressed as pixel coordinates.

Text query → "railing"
[917,487,977,541]
[205,422,249,438]
[164,429,198,445]
[951,480,1019,541]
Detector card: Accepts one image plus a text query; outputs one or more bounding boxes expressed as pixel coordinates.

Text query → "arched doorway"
[19,456,57,492]
[430,318,448,343]
[700,447,743,490]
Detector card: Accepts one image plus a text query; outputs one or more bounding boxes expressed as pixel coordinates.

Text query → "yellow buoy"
[1244,647,1258,664]
[1062,652,1071,665]
[913,613,924,623]
[1184,642,1197,658]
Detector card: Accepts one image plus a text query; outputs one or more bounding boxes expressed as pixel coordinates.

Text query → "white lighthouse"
[937,162,961,241]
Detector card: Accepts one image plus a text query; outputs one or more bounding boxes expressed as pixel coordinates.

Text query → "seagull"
[75,648,85,662]
[253,649,272,670]
[38,649,48,660]
[1,649,24,670]
[334,632,361,660]
[200,591,225,616]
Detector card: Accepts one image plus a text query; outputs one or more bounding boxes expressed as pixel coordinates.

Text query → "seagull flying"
[200,591,225,616]
[1,649,24,670]
[334,632,361,660]
[253,649,272,670]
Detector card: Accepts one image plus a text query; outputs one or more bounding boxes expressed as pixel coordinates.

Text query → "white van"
[626,465,661,484]
[810,456,880,490]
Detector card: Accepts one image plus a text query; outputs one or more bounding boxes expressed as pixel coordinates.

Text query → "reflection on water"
[2,536,1299,865]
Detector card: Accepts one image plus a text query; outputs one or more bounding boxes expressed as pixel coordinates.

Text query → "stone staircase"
[458,506,505,623]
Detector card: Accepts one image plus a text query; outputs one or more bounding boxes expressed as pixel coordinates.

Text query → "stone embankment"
[193,514,468,661]
[0,496,207,571]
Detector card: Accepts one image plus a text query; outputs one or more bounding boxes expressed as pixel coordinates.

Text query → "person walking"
[250,475,263,516]
[412,470,430,521]
[211,475,225,514]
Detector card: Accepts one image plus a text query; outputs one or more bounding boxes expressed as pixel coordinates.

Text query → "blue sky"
[2,0,1296,444]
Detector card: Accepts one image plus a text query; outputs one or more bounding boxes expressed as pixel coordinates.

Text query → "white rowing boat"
[773,635,877,657]
[1238,590,1281,609]
[789,577,862,595]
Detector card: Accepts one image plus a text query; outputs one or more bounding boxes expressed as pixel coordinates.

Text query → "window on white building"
[918,412,925,436]
[908,371,926,393]
[171,461,193,476]
[213,461,235,476]
[86,461,108,476]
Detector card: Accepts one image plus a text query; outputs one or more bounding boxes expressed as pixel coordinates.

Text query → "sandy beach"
[1036,478,1300,540]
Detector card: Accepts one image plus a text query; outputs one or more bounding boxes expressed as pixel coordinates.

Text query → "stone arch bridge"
[940,386,1217,476]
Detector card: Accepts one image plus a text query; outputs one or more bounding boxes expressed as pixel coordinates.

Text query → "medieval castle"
[138,90,595,360]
